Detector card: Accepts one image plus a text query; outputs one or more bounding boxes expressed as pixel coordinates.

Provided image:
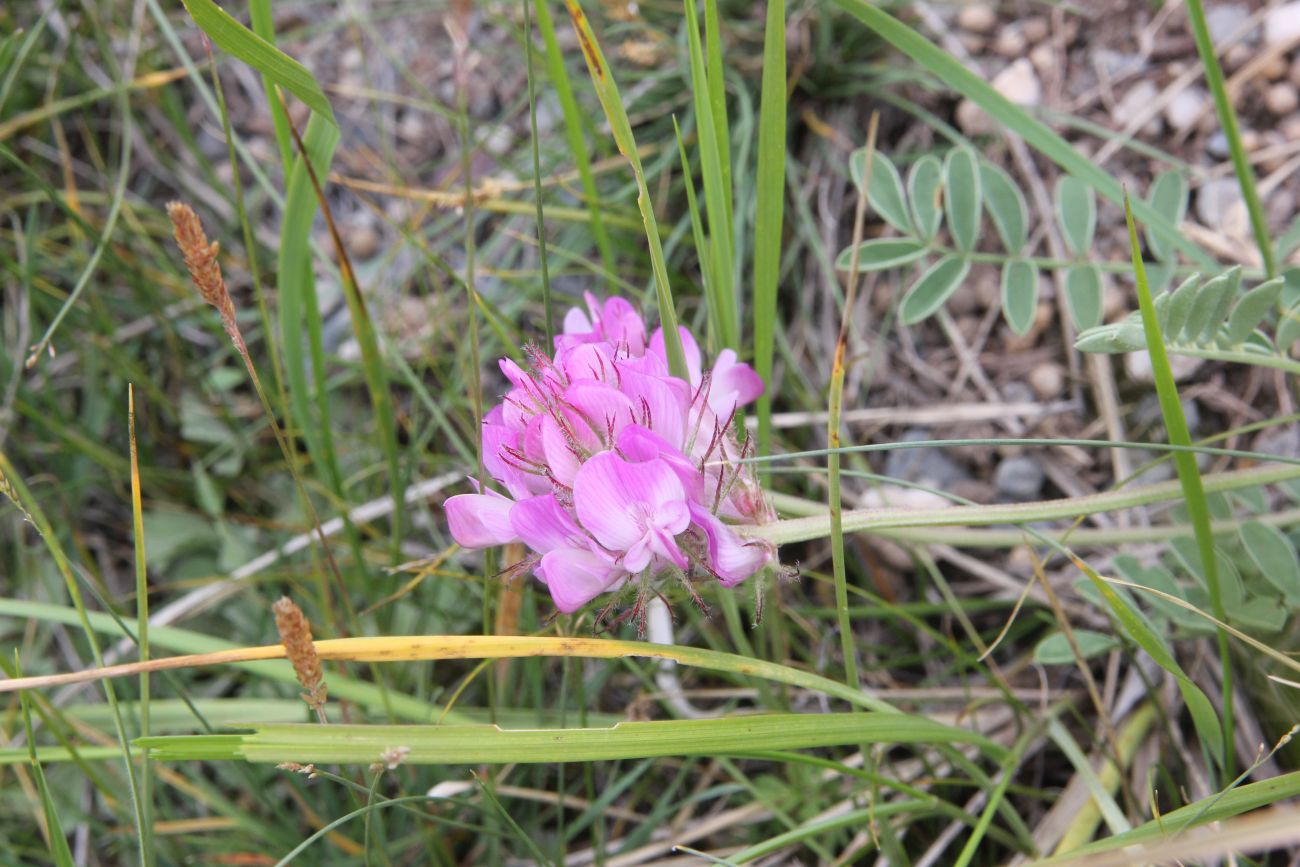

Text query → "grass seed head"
[272,596,327,715]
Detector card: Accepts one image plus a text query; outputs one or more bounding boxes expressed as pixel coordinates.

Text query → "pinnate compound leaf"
[1240,520,1300,605]
[1055,175,1096,256]
[980,161,1027,253]
[180,0,336,125]
[1000,259,1039,335]
[835,238,928,272]
[851,150,911,233]
[1034,630,1119,665]
[1075,322,1146,353]
[1224,277,1283,345]
[1145,171,1188,262]
[900,255,970,325]
[908,155,944,240]
[943,149,981,251]
[1065,264,1103,330]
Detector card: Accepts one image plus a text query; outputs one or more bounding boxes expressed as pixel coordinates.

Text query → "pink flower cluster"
[445,294,776,614]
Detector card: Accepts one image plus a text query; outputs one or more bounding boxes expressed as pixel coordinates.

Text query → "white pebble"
[957,4,997,34]
[1265,2,1300,47]
[1164,87,1208,132]
[1265,82,1299,115]
[993,59,1042,106]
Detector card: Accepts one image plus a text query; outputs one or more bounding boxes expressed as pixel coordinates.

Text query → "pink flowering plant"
[444,294,778,618]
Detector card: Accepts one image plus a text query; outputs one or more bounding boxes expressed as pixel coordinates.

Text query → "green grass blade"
[246,0,293,166]
[1122,192,1233,777]
[674,117,716,314]
[752,0,786,457]
[564,0,687,380]
[1183,0,1274,277]
[19,679,75,867]
[179,0,335,126]
[534,0,616,281]
[704,0,733,248]
[684,0,738,350]
[524,0,555,344]
[140,713,996,764]
[127,387,154,859]
[829,0,1217,271]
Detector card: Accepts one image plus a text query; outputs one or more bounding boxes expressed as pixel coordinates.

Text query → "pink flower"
[444,294,775,615]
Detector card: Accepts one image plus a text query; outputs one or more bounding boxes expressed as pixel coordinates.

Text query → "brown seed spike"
[166,201,243,349]
[272,596,328,722]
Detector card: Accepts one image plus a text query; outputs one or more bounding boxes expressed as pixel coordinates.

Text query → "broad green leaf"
[1170,537,1245,609]
[1145,171,1188,262]
[899,255,970,325]
[1230,597,1289,633]
[180,0,335,125]
[1145,259,1176,295]
[1161,273,1201,338]
[1075,322,1145,353]
[1225,277,1283,345]
[943,149,981,251]
[1114,556,1189,623]
[1065,264,1103,330]
[852,150,911,233]
[1034,630,1119,665]
[980,161,1027,253]
[1000,259,1039,335]
[907,155,943,240]
[1184,267,1240,342]
[1277,301,1300,351]
[1055,176,1096,256]
[1240,521,1300,604]
[835,238,928,272]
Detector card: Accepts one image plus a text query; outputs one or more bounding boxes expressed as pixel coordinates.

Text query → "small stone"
[1112,80,1162,135]
[1281,115,1300,141]
[957,3,996,34]
[1002,381,1035,405]
[1265,2,1300,48]
[1164,87,1208,132]
[956,98,994,135]
[994,26,1027,58]
[1290,55,1300,87]
[1239,129,1262,151]
[1206,131,1230,159]
[1028,363,1065,400]
[1125,350,1205,383]
[995,456,1045,501]
[1206,3,1252,45]
[1095,49,1143,78]
[1254,425,1300,459]
[1265,82,1299,115]
[1224,44,1253,74]
[345,224,380,260]
[1262,54,1290,81]
[1022,16,1049,43]
[1029,44,1056,74]
[885,429,970,489]
[992,58,1042,106]
[1196,177,1244,227]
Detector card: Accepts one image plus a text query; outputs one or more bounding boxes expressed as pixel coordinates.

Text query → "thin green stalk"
[1123,193,1234,778]
[828,114,879,691]
[534,0,616,283]
[752,0,786,457]
[523,0,554,344]
[951,720,1045,867]
[1183,0,1275,277]
[127,386,153,859]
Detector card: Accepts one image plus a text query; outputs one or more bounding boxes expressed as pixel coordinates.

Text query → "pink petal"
[573,452,690,571]
[538,547,626,613]
[540,415,583,487]
[445,490,519,548]
[687,503,770,586]
[599,297,648,354]
[482,422,534,500]
[563,304,594,336]
[616,424,704,503]
[649,326,703,384]
[617,367,690,449]
[706,349,765,415]
[560,342,616,384]
[564,382,635,444]
[509,494,584,555]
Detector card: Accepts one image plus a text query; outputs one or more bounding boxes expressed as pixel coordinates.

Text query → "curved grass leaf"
[140,713,1000,765]
[1162,273,1202,339]
[752,0,786,456]
[900,255,970,325]
[1000,259,1039,336]
[1055,175,1096,257]
[1240,521,1300,605]
[852,149,911,233]
[1225,276,1283,345]
[179,0,335,125]
[1065,264,1103,330]
[1145,170,1189,262]
[943,149,981,252]
[980,161,1027,253]
[908,154,944,240]
[835,238,928,272]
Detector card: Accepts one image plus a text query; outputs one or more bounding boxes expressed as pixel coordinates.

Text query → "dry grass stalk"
[272,596,328,722]
[165,201,247,357]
